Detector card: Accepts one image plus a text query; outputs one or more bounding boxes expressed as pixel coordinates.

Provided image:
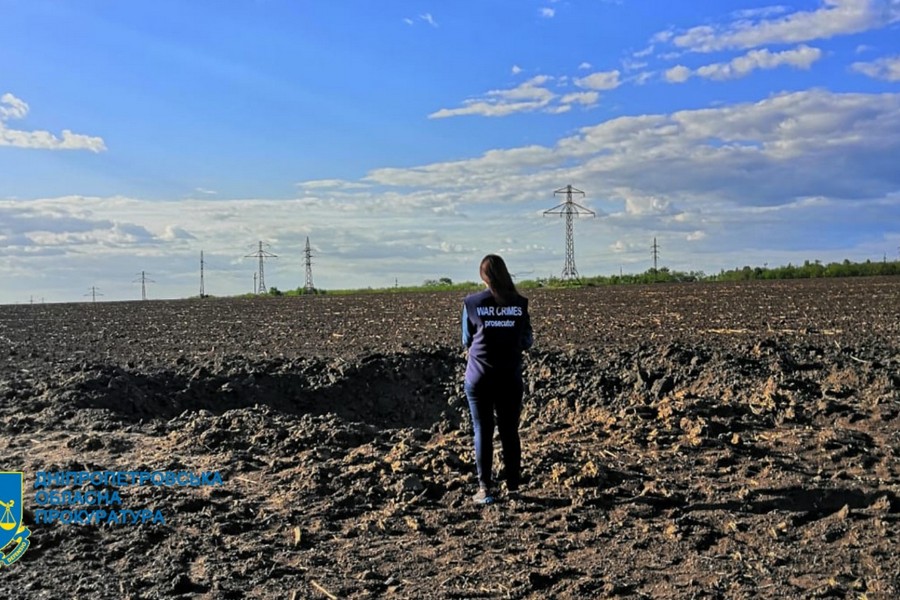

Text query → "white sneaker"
[472,486,494,505]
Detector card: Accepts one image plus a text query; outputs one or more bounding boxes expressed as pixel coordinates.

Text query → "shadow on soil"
[686,486,899,519]
[54,351,464,431]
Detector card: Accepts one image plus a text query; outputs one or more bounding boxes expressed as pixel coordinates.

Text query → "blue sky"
[1,0,899,303]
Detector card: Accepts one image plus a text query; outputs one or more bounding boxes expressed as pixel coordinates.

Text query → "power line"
[245,241,277,294]
[543,184,595,280]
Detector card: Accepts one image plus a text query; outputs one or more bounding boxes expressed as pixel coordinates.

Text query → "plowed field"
[1,277,898,599]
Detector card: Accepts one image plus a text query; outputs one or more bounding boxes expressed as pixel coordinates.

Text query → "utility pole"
[133,271,155,300]
[85,287,103,303]
[245,241,277,294]
[543,185,595,280]
[200,251,206,298]
[303,237,315,293]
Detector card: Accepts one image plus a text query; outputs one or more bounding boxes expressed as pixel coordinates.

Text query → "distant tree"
[424,277,454,287]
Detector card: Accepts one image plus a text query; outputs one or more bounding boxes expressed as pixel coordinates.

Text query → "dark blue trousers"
[465,378,523,489]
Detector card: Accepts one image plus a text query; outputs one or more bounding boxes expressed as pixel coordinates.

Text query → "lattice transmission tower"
[133,271,155,300]
[651,238,660,272]
[544,185,595,280]
[303,237,315,293]
[84,287,103,303]
[245,241,277,294]
[200,251,206,298]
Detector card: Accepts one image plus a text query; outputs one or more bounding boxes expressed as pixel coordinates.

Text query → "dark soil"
[1,277,898,599]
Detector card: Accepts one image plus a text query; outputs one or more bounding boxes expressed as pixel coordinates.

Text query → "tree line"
[251,258,899,297]
[521,258,900,288]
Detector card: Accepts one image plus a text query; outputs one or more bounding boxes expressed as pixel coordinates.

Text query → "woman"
[462,254,533,505]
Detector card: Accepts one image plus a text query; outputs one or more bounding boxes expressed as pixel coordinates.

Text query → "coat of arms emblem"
[0,472,31,567]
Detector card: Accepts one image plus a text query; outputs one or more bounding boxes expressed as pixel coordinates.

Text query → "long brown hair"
[480,254,519,304]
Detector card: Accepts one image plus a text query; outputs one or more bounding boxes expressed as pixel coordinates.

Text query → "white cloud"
[578,62,593,70]
[26,223,156,248]
[731,6,791,19]
[562,90,900,205]
[388,89,900,213]
[430,63,622,122]
[0,93,106,153]
[495,75,554,100]
[365,144,557,188]
[632,71,655,86]
[622,58,648,72]
[668,0,900,53]
[405,14,437,27]
[429,75,599,118]
[694,45,822,81]
[158,225,195,241]
[658,51,684,61]
[545,104,572,115]
[622,194,677,216]
[664,65,692,83]
[541,8,555,18]
[296,179,371,191]
[574,70,621,90]
[851,54,900,80]
[0,93,28,120]
[652,30,675,44]
[560,91,600,107]
[429,100,544,119]
[609,240,629,254]
[666,46,822,83]
[0,128,107,153]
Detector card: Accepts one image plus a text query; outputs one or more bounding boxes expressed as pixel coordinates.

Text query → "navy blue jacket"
[462,289,533,386]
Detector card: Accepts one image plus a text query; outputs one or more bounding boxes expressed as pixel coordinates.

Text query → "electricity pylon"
[651,238,660,272]
[544,185,595,280]
[303,237,315,293]
[133,271,155,300]
[245,241,277,294]
[200,251,206,298]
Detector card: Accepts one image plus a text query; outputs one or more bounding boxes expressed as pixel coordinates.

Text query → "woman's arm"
[462,305,473,348]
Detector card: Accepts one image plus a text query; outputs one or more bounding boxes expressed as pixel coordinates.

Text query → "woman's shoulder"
[464,289,493,303]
